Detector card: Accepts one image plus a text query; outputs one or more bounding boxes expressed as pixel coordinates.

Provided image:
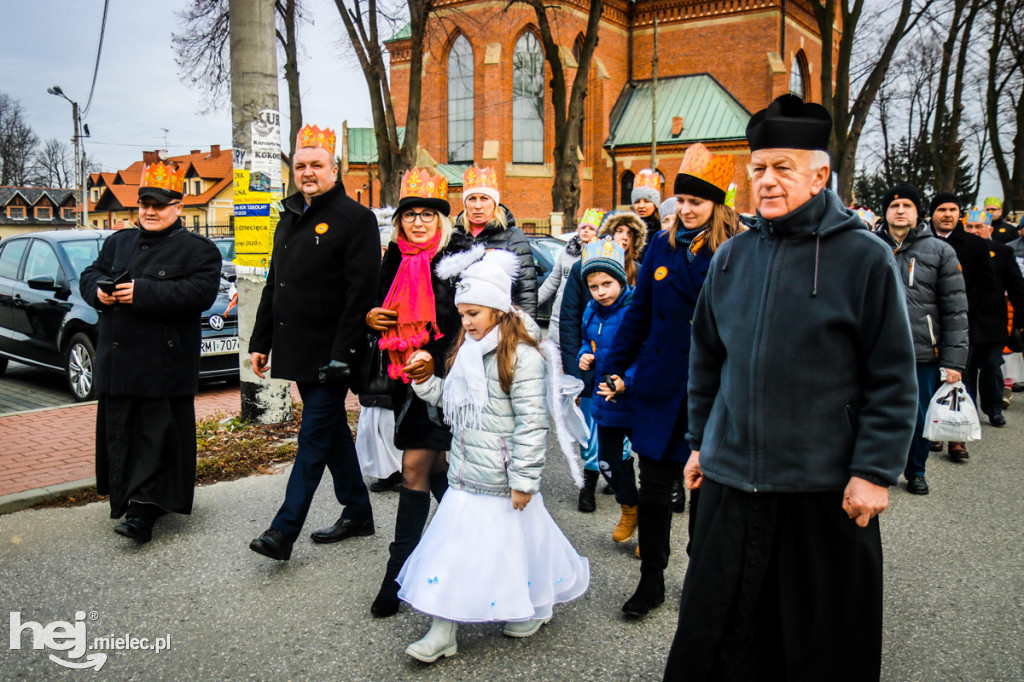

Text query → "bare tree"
[0,92,40,186]
[507,0,602,230]
[34,138,74,187]
[814,0,926,202]
[334,0,432,206]
[172,0,305,188]
[986,0,1024,211]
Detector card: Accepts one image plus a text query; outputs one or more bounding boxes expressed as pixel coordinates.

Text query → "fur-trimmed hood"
[599,212,647,259]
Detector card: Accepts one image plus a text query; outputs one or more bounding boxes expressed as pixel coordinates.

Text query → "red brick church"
[346,0,834,229]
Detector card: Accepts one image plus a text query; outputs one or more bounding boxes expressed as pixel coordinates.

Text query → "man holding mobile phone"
[80,157,221,544]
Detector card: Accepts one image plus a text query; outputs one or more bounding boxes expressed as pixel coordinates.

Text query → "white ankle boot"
[502,615,551,638]
[406,617,458,663]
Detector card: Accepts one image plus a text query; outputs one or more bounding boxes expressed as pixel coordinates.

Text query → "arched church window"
[513,32,545,163]
[448,35,474,163]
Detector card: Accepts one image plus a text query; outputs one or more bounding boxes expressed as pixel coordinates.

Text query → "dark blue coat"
[605,230,712,463]
[558,259,594,396]
[578,287,635,428]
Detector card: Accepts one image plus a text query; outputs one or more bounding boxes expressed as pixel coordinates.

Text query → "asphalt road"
[1,402,1022,680]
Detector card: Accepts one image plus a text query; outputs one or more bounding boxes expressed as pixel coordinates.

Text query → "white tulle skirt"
[397,489,589,623]
[355,406,402,480]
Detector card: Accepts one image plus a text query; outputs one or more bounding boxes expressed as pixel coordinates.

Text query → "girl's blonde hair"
[446,309,540,394]
[391,210,454,250]
[668,203,739,255]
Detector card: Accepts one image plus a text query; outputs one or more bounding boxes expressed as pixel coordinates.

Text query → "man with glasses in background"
[80,159,222,543]
[248,124,380,561]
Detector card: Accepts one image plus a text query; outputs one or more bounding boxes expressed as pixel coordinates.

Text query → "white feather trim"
[435,244,485,280]
[480,248,520,280]
[539,339,586,489]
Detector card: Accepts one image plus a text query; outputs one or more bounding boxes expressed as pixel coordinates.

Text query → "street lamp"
[47,85,89,228]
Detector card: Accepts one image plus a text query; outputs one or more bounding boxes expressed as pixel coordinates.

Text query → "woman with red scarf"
[366,168,472,617]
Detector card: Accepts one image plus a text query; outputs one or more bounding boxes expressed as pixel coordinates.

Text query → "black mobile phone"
[98,271,129,294]
[602,374,618,403]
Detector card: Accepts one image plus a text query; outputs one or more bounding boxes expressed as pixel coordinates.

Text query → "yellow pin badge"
[315,223,329,235]
[654,266,668,281]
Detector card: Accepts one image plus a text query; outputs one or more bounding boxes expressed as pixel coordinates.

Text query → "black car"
[528,235,565,323]
[0,229,239,402]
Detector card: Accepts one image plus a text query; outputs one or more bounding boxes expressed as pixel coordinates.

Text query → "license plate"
[201,336,239,356]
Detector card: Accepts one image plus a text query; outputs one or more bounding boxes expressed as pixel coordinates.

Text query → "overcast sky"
[1,0,373,174]
[2,0,1004,201]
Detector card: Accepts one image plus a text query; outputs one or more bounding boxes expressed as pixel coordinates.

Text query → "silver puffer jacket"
[413,342,548,496]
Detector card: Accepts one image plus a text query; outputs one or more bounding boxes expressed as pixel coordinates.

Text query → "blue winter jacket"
[604,230,712,463]
[578,287,635,428]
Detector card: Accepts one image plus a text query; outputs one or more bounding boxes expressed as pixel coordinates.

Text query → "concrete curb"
[0,477,97,515]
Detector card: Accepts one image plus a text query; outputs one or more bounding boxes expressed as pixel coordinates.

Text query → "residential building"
[0,187,79,239]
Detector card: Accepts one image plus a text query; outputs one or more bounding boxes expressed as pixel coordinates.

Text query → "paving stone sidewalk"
[0,382,336,512]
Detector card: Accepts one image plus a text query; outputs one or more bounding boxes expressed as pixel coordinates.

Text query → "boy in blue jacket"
[577,239,639,544]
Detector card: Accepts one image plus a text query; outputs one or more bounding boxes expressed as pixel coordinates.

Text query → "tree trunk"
[280,0,302,195]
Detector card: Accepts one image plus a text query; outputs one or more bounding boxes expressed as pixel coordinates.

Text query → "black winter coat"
[80,221,222,397]
[557,258,594,396]
[977,239,1024,342]
[375,231,472,450]
[991,218,1018,245]
[637,213,661,262]
[688,190,917,491]
[250,182,380,382]
[930,223,998,344]
[454,205,538,319]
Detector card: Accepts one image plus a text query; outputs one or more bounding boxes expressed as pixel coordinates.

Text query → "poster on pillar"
[232,109,282,270]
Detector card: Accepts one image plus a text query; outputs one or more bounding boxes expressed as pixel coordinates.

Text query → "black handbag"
[355,333,395,408]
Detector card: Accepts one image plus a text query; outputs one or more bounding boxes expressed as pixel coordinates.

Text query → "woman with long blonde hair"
[600,143,740,618]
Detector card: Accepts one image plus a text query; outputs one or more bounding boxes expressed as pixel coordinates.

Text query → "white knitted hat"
[452,249,518,313]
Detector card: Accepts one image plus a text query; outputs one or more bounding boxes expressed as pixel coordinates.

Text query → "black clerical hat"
[746,94,832,152]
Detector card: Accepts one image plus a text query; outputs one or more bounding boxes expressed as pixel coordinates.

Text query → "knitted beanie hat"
[929,192,960,216]
[631,168,662,206]
[881,183,923,218]
[452,248,518,313]
[659,197,678,220]
[580,237,627,287]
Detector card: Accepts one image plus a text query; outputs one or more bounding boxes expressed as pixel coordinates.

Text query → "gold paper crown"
[140,162,186,194]
[296,124,336,156]
[462,166,499,191]
[400,168,448,201]
[678,143,735,193]
[580,208,605,227]
[634,168,662,192]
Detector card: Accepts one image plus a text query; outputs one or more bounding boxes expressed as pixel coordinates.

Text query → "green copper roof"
[384,22,411,43]
[436,164,470,187]
[347,127,405,164]
[605,74,750,147]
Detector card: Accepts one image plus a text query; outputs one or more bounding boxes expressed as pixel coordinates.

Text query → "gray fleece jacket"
[687,190,917,492]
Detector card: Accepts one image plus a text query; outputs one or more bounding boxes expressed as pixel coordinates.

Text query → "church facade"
[375,0,833,228]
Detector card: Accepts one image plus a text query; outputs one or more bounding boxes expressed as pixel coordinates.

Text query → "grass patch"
[32,405,363,509]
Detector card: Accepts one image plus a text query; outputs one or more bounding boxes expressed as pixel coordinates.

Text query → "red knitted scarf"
[379,231,442,382]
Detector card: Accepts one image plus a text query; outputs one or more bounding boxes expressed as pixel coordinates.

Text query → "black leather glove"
[318,360,352,385]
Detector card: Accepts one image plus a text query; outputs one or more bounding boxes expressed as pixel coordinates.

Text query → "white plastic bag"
[922,381,981,442]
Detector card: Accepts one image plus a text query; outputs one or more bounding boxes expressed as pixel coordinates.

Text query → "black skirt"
[391,385,452,452]
[95,395,197,518]
[664,478,883,681]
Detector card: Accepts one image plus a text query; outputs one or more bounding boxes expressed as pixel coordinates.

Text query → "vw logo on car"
[208,314,225,331]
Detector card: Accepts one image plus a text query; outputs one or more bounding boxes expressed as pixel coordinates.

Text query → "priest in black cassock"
[664,96,917,681]
[80,159,221,543]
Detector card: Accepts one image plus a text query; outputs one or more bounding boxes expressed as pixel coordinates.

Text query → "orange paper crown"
[140,161,186,194]
[296,124,336,156]
[462,166,499,192]
[678,143,735,193]
[634,168,662,192]
[400,168,448,201]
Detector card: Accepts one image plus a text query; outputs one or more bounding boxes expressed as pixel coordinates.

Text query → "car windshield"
[533,239,564,261]
[214,239,234,260]
[59,239,104,279]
